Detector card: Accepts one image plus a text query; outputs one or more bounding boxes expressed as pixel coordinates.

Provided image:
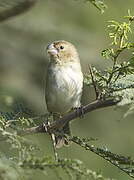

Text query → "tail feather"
[55,123,71,148]
[53,114,71,148]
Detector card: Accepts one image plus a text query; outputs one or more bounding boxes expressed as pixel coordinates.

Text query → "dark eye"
[60,46,64,50]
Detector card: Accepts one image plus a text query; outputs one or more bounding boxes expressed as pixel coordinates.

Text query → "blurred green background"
[0,0,134,179]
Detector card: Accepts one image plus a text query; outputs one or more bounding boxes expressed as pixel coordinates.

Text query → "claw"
[74,106,84,118]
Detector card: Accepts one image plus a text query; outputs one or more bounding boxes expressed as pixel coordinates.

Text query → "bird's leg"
[53,112,62,121]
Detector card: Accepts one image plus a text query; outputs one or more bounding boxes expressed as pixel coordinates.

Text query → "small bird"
[45,40,83,148]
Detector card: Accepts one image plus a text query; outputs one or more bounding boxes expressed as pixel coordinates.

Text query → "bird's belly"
[47,82,76,113]
[46,66,82,113]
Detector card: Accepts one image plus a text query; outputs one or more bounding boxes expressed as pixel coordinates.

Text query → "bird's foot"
[74,106,84,118]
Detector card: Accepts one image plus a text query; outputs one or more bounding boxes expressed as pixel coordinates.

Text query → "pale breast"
[45,63,83,113]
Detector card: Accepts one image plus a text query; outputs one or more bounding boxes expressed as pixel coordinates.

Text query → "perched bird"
[45,40,83,148]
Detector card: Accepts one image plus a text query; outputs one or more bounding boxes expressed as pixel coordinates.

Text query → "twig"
[46,121,58,161]
[0,0,37,22]
[88,64,99,99]
[71,136,134,178]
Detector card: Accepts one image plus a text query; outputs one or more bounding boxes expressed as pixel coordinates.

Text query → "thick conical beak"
[46,43,58,55]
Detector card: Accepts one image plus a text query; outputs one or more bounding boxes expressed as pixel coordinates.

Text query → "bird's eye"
[60,46,64,50]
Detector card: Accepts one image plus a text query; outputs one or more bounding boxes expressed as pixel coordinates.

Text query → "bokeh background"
[0,0,134,179]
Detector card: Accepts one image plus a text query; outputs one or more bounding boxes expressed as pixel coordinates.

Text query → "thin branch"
[0,0,37,22]
[71,136,134,178]
[22,98,120,136]
[88,64,99,99]
[106,45,128,86]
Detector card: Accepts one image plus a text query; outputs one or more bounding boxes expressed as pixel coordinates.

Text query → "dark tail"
[55,122,71,148]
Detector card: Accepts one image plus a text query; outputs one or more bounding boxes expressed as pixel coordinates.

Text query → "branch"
[86,0,107,13]
[23,98,120,135]
[71,136,134,178]
[88,64,99,99]
[0,0,37,22]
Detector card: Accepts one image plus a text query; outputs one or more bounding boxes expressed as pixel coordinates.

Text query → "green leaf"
[101,48,114,59]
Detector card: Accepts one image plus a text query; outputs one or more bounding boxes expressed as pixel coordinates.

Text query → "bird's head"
[46,40,79,64]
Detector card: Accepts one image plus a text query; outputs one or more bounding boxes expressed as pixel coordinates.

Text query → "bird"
[45,40,83,148]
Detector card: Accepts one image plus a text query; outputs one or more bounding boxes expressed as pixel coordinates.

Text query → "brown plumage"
[46,40,83,148]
